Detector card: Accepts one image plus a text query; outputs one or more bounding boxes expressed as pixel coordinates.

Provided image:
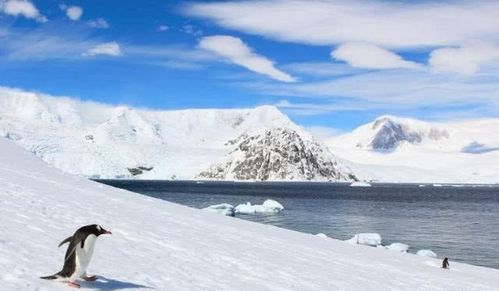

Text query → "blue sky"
[1,0,499,135]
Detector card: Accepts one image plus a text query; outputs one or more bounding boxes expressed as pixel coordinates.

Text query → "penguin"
[442,257,450,269]
[40,224,112,288]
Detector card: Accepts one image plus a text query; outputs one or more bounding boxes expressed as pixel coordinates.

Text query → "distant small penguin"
[40,224,112,288]
[442,257,450,269]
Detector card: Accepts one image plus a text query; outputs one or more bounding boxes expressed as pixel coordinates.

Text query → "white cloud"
[274,99,368,116]
[64,6,83,21]
[0,26,214,67]
[331,43,420,70]
[157,25,169,32]
[1,0,46,22]
[84,42,122,57]
[88,18,109,29]
[182,24,202,36]
[429,43,499,74]
[199,35,295,82]
[0,29,98,60]
[186,0,499,49]
[284,62,362,78]
[255,68,499,113]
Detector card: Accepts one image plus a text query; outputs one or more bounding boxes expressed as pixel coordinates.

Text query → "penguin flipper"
[64,235,86,262]
[58,236,73,248]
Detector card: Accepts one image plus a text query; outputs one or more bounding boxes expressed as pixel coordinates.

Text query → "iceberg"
[350,181,372,187]
[234,199,284,214]
[417,249,437,258]
[346,233,382,246]
[203,203,235,216]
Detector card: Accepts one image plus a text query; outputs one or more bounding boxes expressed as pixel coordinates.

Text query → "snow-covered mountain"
[198,128,357,181]
[2,86,498,183]
[0,87,355,181]
[341,116,451,151]
[328,116,499,183]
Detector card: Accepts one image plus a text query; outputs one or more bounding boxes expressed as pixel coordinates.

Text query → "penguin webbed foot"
[83,275,98,282]
[68,281,81,288]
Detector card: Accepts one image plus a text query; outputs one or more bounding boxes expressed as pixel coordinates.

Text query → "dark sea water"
[97,180,499,269]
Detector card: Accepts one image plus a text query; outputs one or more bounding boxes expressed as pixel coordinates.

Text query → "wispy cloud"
[331,43,421,70]
[182,24,202,36]
[1,0,46,22]
[284,62,364,78]
[274,99,381,116]
[185,0,499,48]
[186,0,499,75]
[280,69,499,106]
[0,26,214,68]
[0,28,97,60]
[84,42,122,57]
[199,35,296,82]
[429,42,499,74]
[157,25,169,32]
[88,18,109,29]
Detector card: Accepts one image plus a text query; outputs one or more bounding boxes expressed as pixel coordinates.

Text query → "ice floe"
[203,203,235,216]
[234,199,284,214]
[350,181,372,187]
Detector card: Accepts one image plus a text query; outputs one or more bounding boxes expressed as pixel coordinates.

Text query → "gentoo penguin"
[442,257,450,269]
[40,224,112,288]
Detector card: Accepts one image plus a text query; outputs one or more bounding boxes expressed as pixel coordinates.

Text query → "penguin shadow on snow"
[82,276,152,290]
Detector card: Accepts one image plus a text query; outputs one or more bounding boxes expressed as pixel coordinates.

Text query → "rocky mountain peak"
[198,127,357,181]
[368,116,449,151]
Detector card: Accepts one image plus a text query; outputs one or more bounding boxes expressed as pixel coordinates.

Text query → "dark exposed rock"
[198,128,357,181]
[370,117,448,151]
[127,166,154,176]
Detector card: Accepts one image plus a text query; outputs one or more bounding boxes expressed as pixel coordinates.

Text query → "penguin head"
[90,224,112,236]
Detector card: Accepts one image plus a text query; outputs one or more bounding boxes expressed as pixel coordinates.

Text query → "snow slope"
[2,138,499,290]
[329,116,499,183]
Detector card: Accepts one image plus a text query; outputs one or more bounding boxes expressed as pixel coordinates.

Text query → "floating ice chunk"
[262,199,284,211]
[346,233,382,246]
[386,243,409,253]
[417,249,437,258]
[203,203,235,216]
[234,199,284,214]
[350,181,372,187]
[316,233,329,238]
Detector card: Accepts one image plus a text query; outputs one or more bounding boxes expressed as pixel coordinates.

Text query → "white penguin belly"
[72,234,97,279]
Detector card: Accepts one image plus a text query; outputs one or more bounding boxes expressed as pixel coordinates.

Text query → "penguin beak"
[103,230,112,235]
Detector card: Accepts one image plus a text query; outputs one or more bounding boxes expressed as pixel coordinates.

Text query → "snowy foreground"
[1,138,499,290]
